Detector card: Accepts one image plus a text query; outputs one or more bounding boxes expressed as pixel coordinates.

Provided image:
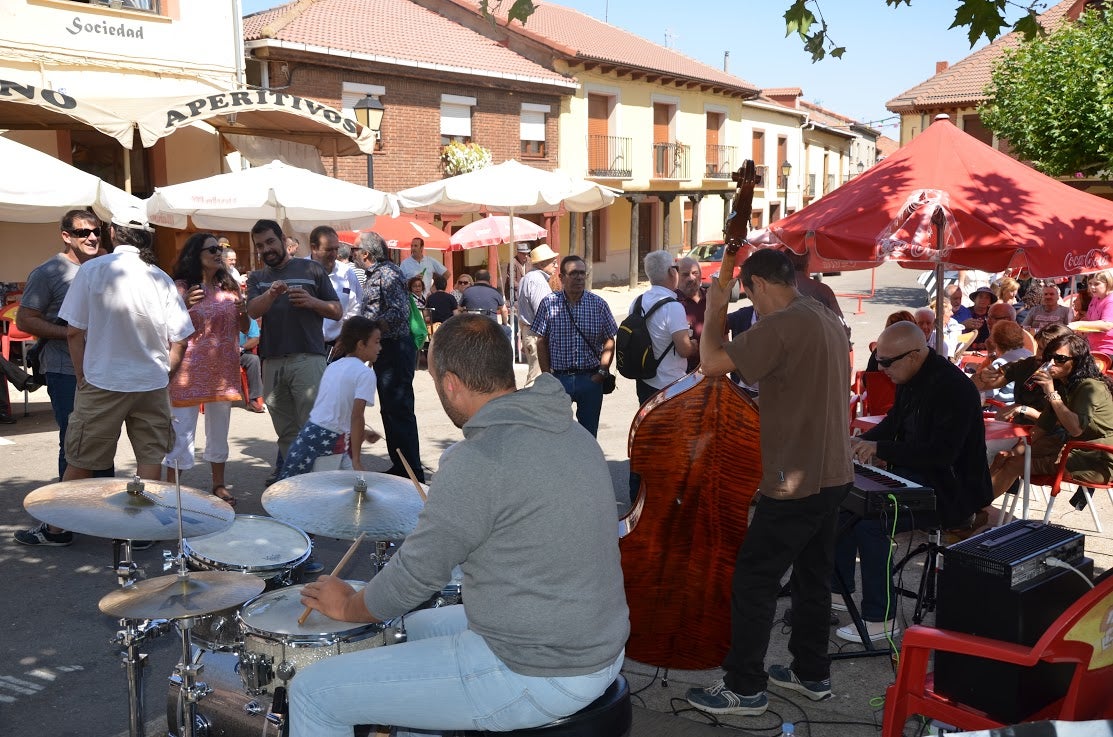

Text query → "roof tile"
[243,0,574,86]
[886,0,1076,111]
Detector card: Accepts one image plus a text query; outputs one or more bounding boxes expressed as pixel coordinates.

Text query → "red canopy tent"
[337,215,451,250]
[749,116,1113,280]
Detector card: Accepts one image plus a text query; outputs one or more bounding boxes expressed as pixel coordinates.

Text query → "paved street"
[1,263,1109,736]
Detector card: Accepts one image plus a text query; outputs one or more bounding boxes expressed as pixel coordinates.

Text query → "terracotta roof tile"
[472,1,759,95]
[876,135,899,158]
[243,0,574,87]
[886,0,1076,112]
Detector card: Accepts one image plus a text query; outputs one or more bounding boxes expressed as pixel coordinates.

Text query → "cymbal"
[24,478,235,540]
[263,471,426,540]
[99,571,265,620]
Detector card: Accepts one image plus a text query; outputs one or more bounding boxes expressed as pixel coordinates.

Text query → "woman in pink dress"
[1070,270,1113,358]
[164,232,249,505]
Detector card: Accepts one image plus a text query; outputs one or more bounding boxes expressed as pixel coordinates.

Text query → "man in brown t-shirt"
[687,249,852,716]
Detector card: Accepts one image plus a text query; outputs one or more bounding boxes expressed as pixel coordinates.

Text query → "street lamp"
[353,94,385,188]
[780,160,792,218]
[857,160,865,176]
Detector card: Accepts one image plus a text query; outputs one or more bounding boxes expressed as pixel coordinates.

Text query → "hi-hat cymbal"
[24,478,235,540]
[263,471,426,540]
[99,571,266,620]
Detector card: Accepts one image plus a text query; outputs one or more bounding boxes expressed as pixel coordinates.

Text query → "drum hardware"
[113,538,144,588]
[369,539,394,573]
[169,617,214,737]
[111,617,173,737]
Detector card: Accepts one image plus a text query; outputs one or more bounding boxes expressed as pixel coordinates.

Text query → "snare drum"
[236,583,398,695]
[183,515,312,650]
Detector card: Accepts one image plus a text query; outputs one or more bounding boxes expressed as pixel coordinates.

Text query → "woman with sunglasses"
[452,275,473,303]
[990,333,1113,499]
[164,233,250,506]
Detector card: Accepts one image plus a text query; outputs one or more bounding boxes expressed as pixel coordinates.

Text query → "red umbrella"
[749,116,1113,279]
[338,215,450,250]
[449,215,547,250]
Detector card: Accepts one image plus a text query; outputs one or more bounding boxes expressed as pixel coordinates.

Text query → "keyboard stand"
[891,528,943,624]
[830,512,898,661]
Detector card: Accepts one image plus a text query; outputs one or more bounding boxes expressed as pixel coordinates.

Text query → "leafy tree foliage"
[980,9,1113,176]
[483,0,1045,62]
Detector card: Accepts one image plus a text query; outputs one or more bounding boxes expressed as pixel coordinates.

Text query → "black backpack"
[615,295,677,380]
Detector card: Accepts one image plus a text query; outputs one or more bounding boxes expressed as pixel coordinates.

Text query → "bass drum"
[166,651,381,737]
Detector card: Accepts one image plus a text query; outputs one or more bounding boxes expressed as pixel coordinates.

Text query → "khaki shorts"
[65,382,174,470]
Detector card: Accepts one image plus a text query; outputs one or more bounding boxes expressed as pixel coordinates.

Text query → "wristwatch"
[597,367,611,376]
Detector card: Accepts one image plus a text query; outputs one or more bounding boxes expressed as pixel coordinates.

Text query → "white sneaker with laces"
[836,618,900,643]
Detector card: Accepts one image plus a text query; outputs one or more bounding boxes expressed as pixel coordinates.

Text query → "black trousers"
[722,483,850,695]
[376,336,424,483]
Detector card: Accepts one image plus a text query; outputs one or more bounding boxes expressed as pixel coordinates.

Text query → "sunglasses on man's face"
[68,228,98,238]
[876,348,919,369]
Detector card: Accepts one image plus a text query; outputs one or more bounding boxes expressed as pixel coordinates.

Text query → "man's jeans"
[289,605,624,737]
[45,372,112,479]
[376,337,424,482]
[555,370,604,437]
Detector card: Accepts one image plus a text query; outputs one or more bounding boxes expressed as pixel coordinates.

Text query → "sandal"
[212,485,237,507]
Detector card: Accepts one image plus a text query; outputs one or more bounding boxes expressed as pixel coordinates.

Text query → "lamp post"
[353,94,385,188]
[857,160,865,177]
[780,160,792,219]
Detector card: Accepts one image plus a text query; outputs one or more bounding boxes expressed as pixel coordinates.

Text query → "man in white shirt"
[57,215,194,485]
[400,237,449,295]
[310,225,363,353]
[517,244,559,385]
[629,250,698,404]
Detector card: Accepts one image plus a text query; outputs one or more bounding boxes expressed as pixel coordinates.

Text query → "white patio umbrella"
[145,160,398,233]
[0,135,144,223]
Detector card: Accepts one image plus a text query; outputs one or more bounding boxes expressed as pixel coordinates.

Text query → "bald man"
[834,321,992,644]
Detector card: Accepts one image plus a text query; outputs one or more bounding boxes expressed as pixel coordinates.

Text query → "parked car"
[682,239,740,301]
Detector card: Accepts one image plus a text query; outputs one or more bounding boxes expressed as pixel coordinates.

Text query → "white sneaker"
[831,597,850,612]
[836,619,900,643]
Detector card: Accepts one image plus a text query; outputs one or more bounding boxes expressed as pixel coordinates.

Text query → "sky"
[239,0,1027,137]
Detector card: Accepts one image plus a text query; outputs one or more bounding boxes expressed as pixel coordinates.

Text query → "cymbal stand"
[112,616,172,737]
[369,540,393,574]
[169,618,211,737]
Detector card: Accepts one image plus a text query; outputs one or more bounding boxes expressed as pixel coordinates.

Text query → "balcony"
[653,142,690,180]
[80,0,161,10]
[704,145,738,179]
[587,135,632,178]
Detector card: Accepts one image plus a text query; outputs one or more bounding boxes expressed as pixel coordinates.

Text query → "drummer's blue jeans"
[288,605,624,737]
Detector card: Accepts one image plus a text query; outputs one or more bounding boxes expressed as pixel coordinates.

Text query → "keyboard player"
[835,321,992,643]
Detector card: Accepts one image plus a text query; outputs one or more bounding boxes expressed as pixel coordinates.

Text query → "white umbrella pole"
[932,208,946,356]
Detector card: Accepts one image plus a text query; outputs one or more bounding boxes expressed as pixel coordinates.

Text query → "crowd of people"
[9,214,1113,733]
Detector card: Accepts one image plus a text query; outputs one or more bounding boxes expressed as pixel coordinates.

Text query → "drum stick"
[297,532,366,626]
[397,452,428,503]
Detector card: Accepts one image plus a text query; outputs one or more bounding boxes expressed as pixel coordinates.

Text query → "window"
[751,130,765,166]
[441,94,475,147]
[341,82,386,151]
[520,103,549,158]
[63,0,161,12]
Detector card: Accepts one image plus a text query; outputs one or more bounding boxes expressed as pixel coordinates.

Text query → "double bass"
[619,162,761,670]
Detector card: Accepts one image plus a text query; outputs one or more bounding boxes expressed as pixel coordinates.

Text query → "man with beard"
[675,256,707,372]
[291,314,627,737]
[247,219,341,482]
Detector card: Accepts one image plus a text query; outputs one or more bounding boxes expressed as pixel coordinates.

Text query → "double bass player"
[687,248,852,715]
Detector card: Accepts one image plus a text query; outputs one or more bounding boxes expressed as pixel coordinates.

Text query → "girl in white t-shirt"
[278,317,381,480]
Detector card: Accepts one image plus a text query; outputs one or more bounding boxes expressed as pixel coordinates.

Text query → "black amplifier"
[942,520,1085,589]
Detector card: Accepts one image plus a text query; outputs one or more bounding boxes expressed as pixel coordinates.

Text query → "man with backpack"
[623,250,698,404]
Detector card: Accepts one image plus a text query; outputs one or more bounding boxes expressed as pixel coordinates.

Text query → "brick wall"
[270,59,565,192]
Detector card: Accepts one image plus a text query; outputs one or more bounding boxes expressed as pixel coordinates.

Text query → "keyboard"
[843,462,937,520]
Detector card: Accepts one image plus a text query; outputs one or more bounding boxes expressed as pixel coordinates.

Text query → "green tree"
[980,9,1113,177]
[481,0,1046,62]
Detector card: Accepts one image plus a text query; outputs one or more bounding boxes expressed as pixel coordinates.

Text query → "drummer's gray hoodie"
[363,374,629,676]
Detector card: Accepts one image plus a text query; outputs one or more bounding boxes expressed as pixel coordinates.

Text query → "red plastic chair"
[1032,440,1113,534]
[1,303,36,416]
[857,370,897,417]
[1092,352,1112,374]
[882,572,1113,737]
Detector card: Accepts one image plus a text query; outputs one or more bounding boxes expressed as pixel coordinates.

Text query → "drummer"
[294,314,628,737]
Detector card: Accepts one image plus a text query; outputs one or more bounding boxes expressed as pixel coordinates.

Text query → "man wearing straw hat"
[517,243,559,384]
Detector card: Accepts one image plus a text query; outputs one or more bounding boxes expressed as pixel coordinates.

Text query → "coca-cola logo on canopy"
[1062,249,1112,273]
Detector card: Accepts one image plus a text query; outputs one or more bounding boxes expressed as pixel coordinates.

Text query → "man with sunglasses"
[14,211,115,546]
[834,320,991,643]
[532,256,617,437]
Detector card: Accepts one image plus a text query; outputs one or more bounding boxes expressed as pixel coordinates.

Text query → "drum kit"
[21,469,445,737]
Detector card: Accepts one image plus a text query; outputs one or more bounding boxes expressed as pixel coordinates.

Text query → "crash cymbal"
[99,570,266,620]
[24,478,235,540]
[262,471,426,540]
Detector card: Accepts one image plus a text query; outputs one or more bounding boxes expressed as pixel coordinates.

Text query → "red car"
[682,240,740,301]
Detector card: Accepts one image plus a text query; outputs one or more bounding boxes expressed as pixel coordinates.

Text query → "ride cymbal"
[99,571,266,620]
[262,471,426,540]
[24,477,234,540]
